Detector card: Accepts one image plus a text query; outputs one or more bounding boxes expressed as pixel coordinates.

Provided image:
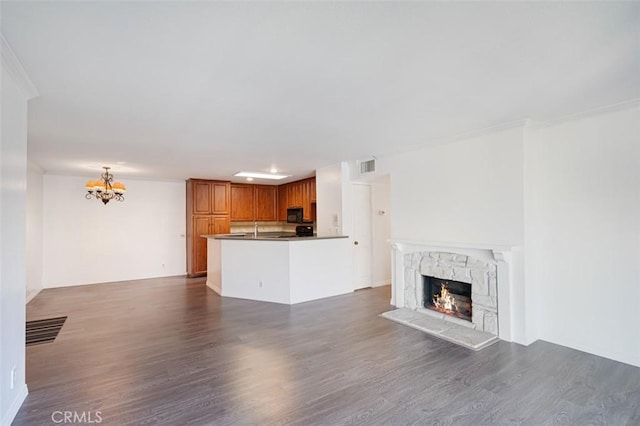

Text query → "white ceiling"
[1,1,638,183]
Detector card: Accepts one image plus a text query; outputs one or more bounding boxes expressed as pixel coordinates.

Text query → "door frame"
[351,182,373,290]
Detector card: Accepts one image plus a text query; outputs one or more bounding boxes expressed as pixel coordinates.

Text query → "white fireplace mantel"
[390,239,514,261]
[389,239,522,343]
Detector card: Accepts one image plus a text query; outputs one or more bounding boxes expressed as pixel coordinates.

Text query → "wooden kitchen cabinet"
[310,178,316,202]
[230,184,256,221]
[299,178,317,222]
[230,184,278,221]
[287,181,303,208]
[211,182,230,215]
[193,181,212,215]
[275,177,316,220]
[211,215,231,234]
[277,184,288,221]
[187,179,231,277]
[189,215,230,276]
[255,185,278,221]
[188,179,230,215]
[192,216,211,275]
[302,179,313,222]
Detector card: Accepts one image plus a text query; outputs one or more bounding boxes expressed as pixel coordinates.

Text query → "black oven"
[287,207,303,223]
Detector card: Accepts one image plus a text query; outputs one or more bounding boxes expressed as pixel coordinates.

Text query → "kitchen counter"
[207,233,349,241]
[202,233,353,304]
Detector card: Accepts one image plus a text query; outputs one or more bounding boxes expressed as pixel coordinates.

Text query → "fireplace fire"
[423,276,472,322]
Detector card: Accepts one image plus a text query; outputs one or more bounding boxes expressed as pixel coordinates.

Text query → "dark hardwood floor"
[15,276,640,425]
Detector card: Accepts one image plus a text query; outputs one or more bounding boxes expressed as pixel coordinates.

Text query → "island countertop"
[202,233,349,241]
[203,233,353,304]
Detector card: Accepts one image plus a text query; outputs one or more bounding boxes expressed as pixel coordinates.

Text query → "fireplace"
[398,250,499,335]
[423,276,472,322]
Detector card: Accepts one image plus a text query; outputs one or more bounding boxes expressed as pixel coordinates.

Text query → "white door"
[352,183,372,290]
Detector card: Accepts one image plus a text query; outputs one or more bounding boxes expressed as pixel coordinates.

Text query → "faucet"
[253,221,258,238]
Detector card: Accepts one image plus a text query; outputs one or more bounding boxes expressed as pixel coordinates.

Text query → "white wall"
[0,37,36,426]
[525,105,640,367]
[387,126,525,246]
[42,175,186,287]
[317,163,392,288]
[382,127,528,343]
[371,175,391,287]
[316,163,343,236]
[381,105,640,366]
[26,162,43,302]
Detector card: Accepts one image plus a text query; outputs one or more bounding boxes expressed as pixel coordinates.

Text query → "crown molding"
[384,119,528,160]
[378,97,640,161]
[43,170,186,183]
[27,160,45,175]
[1,34,39,100]
[529,98,640,130]
[432,119,528,147]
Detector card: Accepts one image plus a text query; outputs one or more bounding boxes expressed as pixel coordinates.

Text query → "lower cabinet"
[188,215,230,277]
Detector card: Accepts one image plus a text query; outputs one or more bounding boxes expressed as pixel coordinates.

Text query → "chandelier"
[85,166,126,205]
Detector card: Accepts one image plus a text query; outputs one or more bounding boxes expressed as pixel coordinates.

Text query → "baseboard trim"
[372,280,391,288]
[1,384,28,426]
[44,274,188,289]
[206,279,221,296]
[26,288,42,304]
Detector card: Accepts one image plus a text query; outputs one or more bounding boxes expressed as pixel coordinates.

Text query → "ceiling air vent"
[359,159,376,174]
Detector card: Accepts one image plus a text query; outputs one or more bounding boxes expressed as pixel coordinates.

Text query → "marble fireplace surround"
[391,240,518,342]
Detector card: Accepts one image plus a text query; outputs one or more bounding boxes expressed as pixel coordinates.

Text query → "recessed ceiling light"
[81,162,138,174]
[270,167,278,174]
[246,177,254,181]
[234,172,291,180]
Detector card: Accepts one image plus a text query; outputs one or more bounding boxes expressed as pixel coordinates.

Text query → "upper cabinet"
[287,181,303,208]
[310,178,316,202]
[278,177,316,221]
[302,179,313,222]
[230,184,256,221]
[230,184,278,222]
[228,177,315,222]
[193,181,211,215]
[189,180,230,215]
[211,182,230,215]
[277,184,288,221]
[255,186,278,221]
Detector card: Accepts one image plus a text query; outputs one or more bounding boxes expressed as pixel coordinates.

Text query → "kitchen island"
[203,234,352,304]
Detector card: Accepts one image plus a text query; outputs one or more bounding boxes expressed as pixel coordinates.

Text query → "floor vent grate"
[26,316,67,346]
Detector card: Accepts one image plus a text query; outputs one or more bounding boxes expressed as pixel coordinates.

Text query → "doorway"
[352,183,373,289]
[351,175,392,291]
